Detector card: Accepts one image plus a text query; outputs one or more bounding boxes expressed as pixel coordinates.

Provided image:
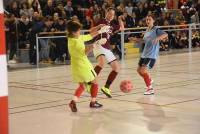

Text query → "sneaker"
[90,101,103,108]
[69,100,77,112]
[101,86,112,98]
[144,88,154,95]
[84,83,91,93]
[8,60,17,64]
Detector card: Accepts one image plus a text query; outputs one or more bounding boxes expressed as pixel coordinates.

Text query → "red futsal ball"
[120,80,133,93]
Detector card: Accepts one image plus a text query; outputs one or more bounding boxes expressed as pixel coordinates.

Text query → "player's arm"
[89,24,105,37]
[85,45,94,55]
[110,15,124,34]
[156,33,168,42]
[90,25,111,38]
[89,24,105,32]
[153,30,168,44]
[118,15,124,31]
[82,24,108,42]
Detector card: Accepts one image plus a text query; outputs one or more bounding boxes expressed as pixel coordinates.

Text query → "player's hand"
[152,37,160,44]
[98,24,106,28]
[94,38,107,46]
[98,25,110,34]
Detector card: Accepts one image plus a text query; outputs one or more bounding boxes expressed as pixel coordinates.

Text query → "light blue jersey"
[141,27,167,59]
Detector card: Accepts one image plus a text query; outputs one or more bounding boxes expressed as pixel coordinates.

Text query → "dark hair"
[107,7,115,12]
[66,20,82,37]
[146,14,158,25]
[59,17,64,21]
[43,16,53,22]
[146,14,156,20]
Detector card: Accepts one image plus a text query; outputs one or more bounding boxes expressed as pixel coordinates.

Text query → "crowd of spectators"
[4,0,200,64]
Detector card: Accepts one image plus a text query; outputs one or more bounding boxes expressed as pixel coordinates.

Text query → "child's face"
[146,16,154,27]
[106,10,115,21]
[58,20,64,25]
[73,29,81,37]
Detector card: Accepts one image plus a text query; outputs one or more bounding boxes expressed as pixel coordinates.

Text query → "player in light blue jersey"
[129,15,168,95]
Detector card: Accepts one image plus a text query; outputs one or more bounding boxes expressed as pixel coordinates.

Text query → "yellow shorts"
[71,66,97,83]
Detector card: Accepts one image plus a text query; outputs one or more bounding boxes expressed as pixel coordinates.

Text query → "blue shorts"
[138,58,156,69]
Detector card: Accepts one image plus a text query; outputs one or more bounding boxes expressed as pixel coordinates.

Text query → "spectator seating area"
[4,0,200,64]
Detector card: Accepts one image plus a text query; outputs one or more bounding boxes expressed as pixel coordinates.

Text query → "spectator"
[7,14,18,63]
[71,15,80,22]
[39,16,54,63]
[4,0,200,65]
[73,5,85,23]
[176,31,188,49]
[29,12,43,65]
[18,14,31,49]
[31,0,42,15]
[123,12,135,28]
[191,10,199,24]
[85,6,94,19]
[196,1,200,20]
[53,12,59,24]
[8,1,20,18]
[125,2,133,16]
[93,14,101,25]
[134,3,146,20]
[82,16,94,29]
[168,13,176,25]
[53,18,69,62]
[93,4,101,18]
[192,31,200,47]
[55,3,66,18]
[38,0,46,11]
[42,0,55,17]
[157,12,167,26]
[64,1,74,20]
[142,3,149,18]
[116,3,125,16]
[20,2,31,17]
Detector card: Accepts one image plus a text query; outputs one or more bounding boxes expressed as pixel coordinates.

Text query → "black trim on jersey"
[91,70,96,77]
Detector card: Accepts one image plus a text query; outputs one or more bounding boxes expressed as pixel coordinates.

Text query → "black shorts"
[138,58,156,69]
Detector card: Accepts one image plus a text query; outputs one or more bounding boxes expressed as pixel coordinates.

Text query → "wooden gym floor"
[8,51,200,134]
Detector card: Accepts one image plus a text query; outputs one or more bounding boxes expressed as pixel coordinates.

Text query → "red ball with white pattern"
[120,80,133,93]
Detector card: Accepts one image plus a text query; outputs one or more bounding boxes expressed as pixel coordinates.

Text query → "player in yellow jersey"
[67,20,108,112]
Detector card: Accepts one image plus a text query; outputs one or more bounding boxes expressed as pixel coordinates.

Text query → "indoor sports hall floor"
[8,51,200,134]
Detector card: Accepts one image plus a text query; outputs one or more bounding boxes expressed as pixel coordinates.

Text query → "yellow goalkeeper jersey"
[68,34,96,83]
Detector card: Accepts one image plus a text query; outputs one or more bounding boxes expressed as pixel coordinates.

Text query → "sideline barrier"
[36,23,200,67]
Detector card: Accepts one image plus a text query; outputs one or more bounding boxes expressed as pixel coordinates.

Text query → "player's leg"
[137,58,155,95]
[137,66,152,87]
[69,83,85,112]
[101,60,120,98]
[84,54,106,93]
[101,48,119,98]
[94,55,106,75]
[89,78,103,108]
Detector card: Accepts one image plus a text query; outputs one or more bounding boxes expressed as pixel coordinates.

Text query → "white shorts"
[93,45,116,63]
